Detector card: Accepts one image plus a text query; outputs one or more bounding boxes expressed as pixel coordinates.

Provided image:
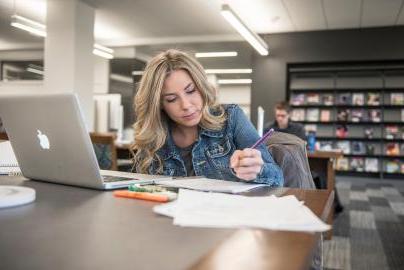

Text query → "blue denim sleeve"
[230,105,284,187]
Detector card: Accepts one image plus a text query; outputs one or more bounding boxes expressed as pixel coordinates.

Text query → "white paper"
[158,178,267,194]
[154,189,331,233]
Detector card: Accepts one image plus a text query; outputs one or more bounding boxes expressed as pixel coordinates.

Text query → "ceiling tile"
[226,0,294,33]
[282,0,327,31]
[361,0,403,27]
[323,0,361,29]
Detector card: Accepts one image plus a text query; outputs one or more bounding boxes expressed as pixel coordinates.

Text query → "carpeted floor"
[323,176,404,270]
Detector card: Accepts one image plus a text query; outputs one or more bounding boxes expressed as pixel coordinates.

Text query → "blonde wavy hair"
[131,49,225,173]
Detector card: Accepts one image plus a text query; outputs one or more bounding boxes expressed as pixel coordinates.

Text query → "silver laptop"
[0,93,170,190]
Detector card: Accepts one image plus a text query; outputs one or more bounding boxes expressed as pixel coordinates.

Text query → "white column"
[44,0,95,130]
[93,57,109,94]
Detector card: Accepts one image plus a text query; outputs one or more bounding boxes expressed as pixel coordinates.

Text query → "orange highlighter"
[113,190,169,203]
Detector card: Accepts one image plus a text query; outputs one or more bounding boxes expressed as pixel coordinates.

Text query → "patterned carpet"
[323,176,404,270]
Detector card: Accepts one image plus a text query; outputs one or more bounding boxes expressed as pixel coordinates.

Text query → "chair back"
[90,132,118,171]
[267,131,316,189]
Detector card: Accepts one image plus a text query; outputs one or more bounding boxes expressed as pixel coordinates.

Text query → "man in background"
[266,101,344,215]
[265,101,306,140]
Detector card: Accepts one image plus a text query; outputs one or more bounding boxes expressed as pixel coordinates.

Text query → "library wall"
[251,26,404,126]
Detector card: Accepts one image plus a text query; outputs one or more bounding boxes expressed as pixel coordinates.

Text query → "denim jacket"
[149,104,284,187]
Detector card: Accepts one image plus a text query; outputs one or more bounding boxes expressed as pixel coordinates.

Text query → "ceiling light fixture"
[221,4,268,56]
[218,79,252,84]
[205,69,252,74]
[195,51,238,58]
[10,15,114,59]
[11,15,46,37]
[132,71,144,76]
[26,67,44,75]
[93,43,114,59]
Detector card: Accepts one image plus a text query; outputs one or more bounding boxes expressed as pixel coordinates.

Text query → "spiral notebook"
[0,141,21,175]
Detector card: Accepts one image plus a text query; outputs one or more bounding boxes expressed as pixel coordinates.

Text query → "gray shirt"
[178,143,195,177]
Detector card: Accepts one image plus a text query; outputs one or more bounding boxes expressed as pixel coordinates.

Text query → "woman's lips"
[183,111,198,120]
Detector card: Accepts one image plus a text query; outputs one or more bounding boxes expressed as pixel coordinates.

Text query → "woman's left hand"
[230,148,264,181]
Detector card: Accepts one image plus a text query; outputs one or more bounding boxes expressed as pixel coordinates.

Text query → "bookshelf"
[287,62,404,179]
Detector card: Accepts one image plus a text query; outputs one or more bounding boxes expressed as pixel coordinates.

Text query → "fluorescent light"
[110,74,133,83]
[221,4,268,56]
[10,15,114,59]
[218,79,252,84]
[93,49,113,59]
[11,15,46,37]
[132,71,144,76]
[205,69,252,74]
[26,67,44,75]
[195,51,237,58]
[93,43,114,59]
[94,43,114,54]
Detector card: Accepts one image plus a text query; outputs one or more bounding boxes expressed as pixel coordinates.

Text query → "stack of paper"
[154,189,331,233]
[157,178,267,194]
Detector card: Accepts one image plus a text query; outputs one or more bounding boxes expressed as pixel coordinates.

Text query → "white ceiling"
[0,0,404,50]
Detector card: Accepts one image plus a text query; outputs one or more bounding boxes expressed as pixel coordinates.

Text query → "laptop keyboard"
[103,175,138,183]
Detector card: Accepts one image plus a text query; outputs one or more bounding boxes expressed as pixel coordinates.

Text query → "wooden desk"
[0,176,333,270]
[307,150,343,239]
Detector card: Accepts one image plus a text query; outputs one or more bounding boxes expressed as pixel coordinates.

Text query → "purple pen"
[251,128,275,149]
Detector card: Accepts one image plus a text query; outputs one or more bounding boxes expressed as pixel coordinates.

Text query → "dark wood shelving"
[343,154,404,158]
[316,137,404,142]
[291,104,404,108]
[288,62,404,179]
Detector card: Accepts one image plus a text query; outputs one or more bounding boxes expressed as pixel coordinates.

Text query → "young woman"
[131,49,283,186]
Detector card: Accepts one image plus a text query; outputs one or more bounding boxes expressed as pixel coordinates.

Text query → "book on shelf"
[317,141,334,151]
[402,109,404,122]
[337,109,350,121]
[306,93,320,104]
[336,140,350,154]
[336,157,350,171]
[306,108,319,122]
[322,94,334,106]
[350,157,365,172]
[337,93,351,105]
[364,127,374,139]
[368,109,381,122]
[350,109,364,122]
[385,160,400,173]
[385,142,400,156]
[385,125,399,139]
[352,141,366,155]
[367,93,381,106]
[390,93,404,105]
[291,109,305,121]
[320,109,331,122]
[290,94,305,106]
[352,93,365,106]
[336,124,348,138]
[365,158,379,172]
[304,124,317,135]
[401,163,404,174]
[366,144,376,155]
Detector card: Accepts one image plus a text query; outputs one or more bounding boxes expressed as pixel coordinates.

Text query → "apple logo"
[37,130,50,150]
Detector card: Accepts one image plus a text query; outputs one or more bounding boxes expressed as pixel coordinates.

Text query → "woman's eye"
[186,86,196,94]
[166,98,176,103]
